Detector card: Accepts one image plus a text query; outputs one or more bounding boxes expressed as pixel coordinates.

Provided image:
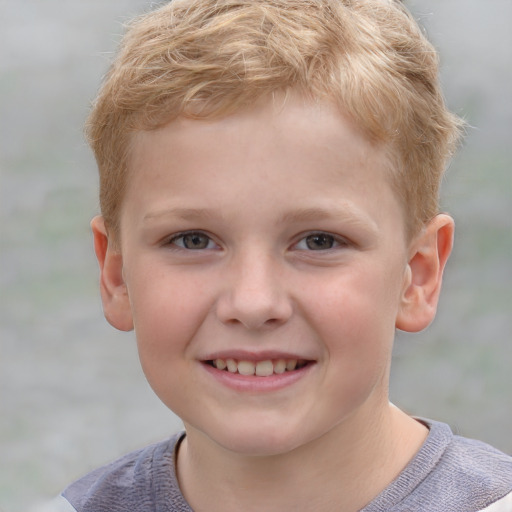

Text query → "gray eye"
[175,232,212,249]
[305,233,335,250]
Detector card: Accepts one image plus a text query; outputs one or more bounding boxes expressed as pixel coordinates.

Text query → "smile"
[206,358,310,377]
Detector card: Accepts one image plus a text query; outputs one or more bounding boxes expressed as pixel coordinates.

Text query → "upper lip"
[200,349,315,362]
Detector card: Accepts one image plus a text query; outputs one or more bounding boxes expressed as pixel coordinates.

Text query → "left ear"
[396,214,454,332]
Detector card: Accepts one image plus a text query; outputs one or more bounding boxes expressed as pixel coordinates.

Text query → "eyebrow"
[143,207,218,222]
[143,205,378,233]
[280,207,350,223]
[279,206,378,233]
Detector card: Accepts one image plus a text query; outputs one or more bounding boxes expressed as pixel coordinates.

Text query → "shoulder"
[61,432,188,512]
[364,420,512,512]
[479,490,512,512]
[414,420,512,511]
[443,428,512,480]
[446,436,512,512]
[431,424,512,505]
[416,420,512,511]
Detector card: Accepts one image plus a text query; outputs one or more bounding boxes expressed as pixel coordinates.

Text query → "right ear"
[91,216,134,331]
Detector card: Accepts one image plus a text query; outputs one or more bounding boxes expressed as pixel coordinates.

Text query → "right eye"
[168,231,218,250]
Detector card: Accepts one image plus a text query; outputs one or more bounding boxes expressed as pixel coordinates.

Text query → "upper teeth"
[211,358,305,377]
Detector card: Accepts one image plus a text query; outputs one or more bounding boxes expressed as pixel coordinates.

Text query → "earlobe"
[396,214,454,333]
[91,216,134,332]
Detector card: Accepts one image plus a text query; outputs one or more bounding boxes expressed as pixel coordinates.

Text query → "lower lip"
[201,362,315,393]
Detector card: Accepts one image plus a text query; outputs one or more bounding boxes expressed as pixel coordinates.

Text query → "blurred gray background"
[1,1,511,511]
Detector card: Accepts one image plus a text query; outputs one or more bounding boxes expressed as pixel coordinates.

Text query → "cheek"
[306,267,401,355]
[308,272,399,410]
[129,272,214,409]
[128,269,214,358]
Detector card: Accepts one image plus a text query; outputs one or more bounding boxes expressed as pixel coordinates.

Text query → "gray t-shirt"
[61,420,512,511]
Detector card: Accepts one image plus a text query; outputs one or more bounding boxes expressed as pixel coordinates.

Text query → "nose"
[215,249,293,330]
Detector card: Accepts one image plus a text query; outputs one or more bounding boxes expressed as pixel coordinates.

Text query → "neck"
[176,404,428,512]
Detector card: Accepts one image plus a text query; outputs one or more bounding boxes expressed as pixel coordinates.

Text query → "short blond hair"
[87,0,463,240]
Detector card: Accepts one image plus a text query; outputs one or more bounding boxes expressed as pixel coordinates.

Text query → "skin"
[92,93,454,511]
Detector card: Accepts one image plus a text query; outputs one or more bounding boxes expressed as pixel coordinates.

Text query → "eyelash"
[167,231,219,250]
[166,230,348,252]
[293,232,349,251]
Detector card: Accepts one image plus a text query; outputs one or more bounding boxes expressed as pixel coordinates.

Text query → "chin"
[204,418,317,457]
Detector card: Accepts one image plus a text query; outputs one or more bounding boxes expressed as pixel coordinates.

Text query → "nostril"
[265,318,280,324]
[214,273,293,329]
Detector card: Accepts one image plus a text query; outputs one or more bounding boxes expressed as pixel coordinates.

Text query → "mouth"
[204,358,312,377]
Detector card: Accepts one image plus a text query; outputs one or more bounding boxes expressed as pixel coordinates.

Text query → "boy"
[58,0,512,510]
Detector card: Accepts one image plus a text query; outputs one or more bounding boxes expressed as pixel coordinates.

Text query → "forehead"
[123,93,403,237]
[130,93,389,179]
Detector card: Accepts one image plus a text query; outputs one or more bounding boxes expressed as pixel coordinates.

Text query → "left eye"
[294,233,345,251]
[169,232,216,250]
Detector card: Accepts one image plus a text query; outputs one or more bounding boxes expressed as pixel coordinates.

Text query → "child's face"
[107,94,416,455]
